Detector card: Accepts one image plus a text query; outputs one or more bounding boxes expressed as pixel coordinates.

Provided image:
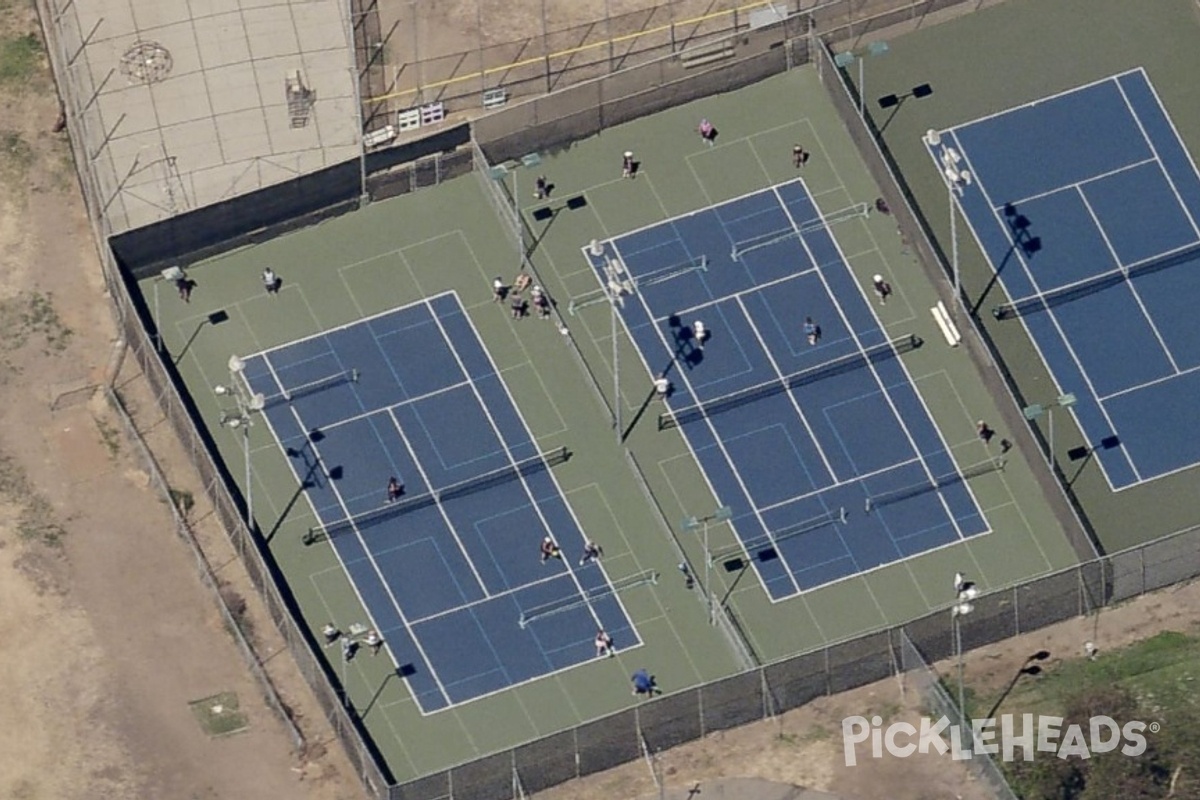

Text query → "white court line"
[451,295,646,653]
[1099,361,1200,402]
[941,69,1144,135]
[932,142,1125,494]
[650,268,821,324]
[1140,66,1200,208]
[316,379,473,433]
[583,187,798,608]
[405,572,567,626]
[384,406,491,598]
[1115,77,1200,239]
[427,296,614,637]
[754,456,925,514]
[597,177,808,250]
[733,294,839,483]
[773,186,967,541]
[999,157,1159,209]
[612,237,808,598]
[947,129,1139,486]
[243,288,451,361]
[1075,186,1180,372]
[256,351,454,709]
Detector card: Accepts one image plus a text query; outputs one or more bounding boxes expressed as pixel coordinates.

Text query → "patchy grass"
[188,691,250,738]
[998,630,1200,718]
[0,291,73,356]
[0,32,42,88]
[0,449,68,548]
[0,129,33,183]
[169,487,195,517]
[17,496,66,546]
[94,415,121,459]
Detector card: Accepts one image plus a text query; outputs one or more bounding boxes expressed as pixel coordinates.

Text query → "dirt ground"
[0,3,361,798]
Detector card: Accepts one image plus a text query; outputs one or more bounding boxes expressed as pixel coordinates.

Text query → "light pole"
[951,572,978,724]
[833,40,889,125]
[215,355,265,532]
[153,265,187,353]
[682,506,732,625]
[924,130,973,315]
[1022,393,1078,473]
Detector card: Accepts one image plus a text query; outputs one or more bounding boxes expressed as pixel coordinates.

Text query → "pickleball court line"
[941,69,1145,136]
[451,296,646,650]
[732,293,839,483]
[383,406,492,597]
[646,267,822,326]
[946,129,1139,484]
[609,235,804,598]
[1114,79,1200,240]
[1075,186,1181,373]
[997,156,1159,209]
[451,296,647,651]
[427,296,618,639]
[242,290,448,361]
[313,379,474,434]
[252,353,454,709]
[773,186,968,541]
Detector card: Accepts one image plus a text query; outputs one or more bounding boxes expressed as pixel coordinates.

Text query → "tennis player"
[580,539,603,566]
[692,320,707,349]
[386,477,403,503]
[512,271,532,295]
[631,668,656,697]
[595,629,615,658]
[872,274,893,305]
[803,316,820,346]
[540,536,562,563]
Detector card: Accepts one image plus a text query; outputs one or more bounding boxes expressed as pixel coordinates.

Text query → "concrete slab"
[49,0,361,234]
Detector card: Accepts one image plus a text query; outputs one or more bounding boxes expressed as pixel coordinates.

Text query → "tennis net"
[303,445,570,544]
[632,255,708,288]
[863,457,1006,512]
[262,368,359,409]
[730,203,870,261]
[992,239,1200,320]
[708,506,846,566]
[658,333,921,430]
[518,569,658,628]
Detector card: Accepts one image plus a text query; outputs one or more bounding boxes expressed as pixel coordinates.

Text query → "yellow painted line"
[368,0,772,104]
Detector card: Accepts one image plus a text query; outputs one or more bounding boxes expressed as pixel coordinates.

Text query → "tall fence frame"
[32,0,1200,797]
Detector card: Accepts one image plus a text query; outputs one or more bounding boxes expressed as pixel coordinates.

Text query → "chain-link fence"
[106,281,394,799]
[393,527,1200,800]
[898,629,1019,800]
[371,0,1000,122]
[57,1,1200,799]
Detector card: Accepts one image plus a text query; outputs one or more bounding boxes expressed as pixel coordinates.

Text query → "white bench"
[930,300,961,347]
[362,124,396,148]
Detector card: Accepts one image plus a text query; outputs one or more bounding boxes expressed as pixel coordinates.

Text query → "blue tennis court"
[583,179,989,599]
[238,293,640,713]
[930,68,1200,490]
